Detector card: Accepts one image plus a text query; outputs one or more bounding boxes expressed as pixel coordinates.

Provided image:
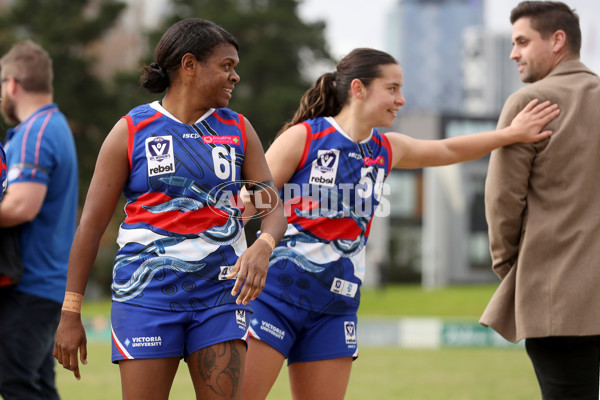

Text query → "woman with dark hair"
[242,47,559,400]
[53,18,286,400]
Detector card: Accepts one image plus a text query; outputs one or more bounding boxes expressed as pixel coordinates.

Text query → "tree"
[150,0,334,146]
[0,0,127,196]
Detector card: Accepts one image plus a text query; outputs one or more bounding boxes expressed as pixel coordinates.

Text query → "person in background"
[53,18,286,400]
[480,2,600,399]
[0,143,6,200]
[242,47,559,400]
[0,40,79,400]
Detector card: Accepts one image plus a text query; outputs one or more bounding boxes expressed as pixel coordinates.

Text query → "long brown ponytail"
[278,48,399,135]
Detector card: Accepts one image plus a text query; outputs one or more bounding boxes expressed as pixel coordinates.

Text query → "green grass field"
[56,284,541,399]
[357,283,499,318]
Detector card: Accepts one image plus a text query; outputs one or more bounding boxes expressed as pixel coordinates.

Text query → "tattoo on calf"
[197,342,242,397]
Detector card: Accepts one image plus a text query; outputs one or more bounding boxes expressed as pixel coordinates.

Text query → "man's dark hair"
[511,1,581,56]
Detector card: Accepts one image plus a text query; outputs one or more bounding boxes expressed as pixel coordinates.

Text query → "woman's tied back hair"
[279,48,398,135]
[141,18,239,93]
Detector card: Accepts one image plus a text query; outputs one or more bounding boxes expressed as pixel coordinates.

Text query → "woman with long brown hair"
[243,47,558,400]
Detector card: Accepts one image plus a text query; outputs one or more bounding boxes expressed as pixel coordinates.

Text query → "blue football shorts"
[248,291,359,364]
[110,301,251,363]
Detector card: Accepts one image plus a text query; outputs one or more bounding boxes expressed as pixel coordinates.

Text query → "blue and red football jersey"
[113,101,250,312]
[262,116,393,315]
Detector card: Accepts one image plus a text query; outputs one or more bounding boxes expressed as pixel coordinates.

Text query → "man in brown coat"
[480,1,600,398]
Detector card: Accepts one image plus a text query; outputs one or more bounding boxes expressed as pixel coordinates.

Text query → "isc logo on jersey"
[145,136,175,177]
[309,149,339,187]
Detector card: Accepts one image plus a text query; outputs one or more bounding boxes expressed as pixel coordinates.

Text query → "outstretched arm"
[387,99,559,169]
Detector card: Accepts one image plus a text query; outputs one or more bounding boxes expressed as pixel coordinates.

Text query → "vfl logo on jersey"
[344,321,357,344]
[309,149,339,187]
[236,310,247,327]
[145,136,175,177]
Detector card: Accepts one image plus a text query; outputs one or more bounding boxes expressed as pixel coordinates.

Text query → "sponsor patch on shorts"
[236,310,246,327]
[330,277,358,298]
[257,320,285,341]
[344,321,357,345]
[126,335,163,348]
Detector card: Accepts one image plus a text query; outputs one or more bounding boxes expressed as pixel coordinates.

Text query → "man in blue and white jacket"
[0,40,78,400]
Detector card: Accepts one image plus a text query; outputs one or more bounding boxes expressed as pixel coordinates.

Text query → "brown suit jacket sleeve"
[485,94,541,279]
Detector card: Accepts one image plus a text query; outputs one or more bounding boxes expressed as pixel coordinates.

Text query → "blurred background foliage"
[0,0,333,295]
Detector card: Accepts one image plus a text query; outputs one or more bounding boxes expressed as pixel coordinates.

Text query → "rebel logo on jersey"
[145,136,175,177]
[309,149,339,187]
